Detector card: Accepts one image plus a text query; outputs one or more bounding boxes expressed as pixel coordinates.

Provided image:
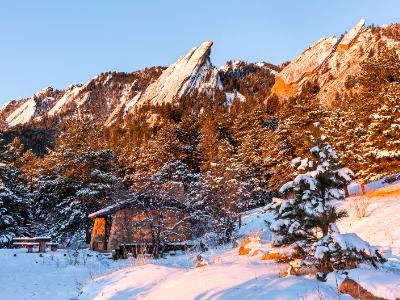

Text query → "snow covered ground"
[1,195,400,300]
[0,249,128,300]
[338,195,400,252]
[79,209,347,300]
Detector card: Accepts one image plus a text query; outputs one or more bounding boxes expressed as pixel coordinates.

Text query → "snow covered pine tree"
[267,124,385,280]
[0,138,31,246]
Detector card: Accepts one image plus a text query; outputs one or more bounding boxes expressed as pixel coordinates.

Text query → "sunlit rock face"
[105,40,222,126]
[0,68,163,128]
[271,19,400,105]
[272,36,337,98]
[3,20,400,129]
[125,40,221,109]
[0,40,221,129]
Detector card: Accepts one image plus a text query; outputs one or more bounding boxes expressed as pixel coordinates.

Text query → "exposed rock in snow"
[255,62,278,75]
[219,60,243,73]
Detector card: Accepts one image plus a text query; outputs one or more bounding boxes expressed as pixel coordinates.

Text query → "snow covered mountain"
[271,19,400,104]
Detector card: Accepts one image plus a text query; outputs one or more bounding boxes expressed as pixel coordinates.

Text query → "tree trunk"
[85,226,91,245]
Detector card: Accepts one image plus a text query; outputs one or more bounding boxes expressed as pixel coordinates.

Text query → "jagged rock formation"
[0,41,225,129]
[1,40,277,130]
[1,87,61,128]
[0,68,163,129]
[105,41,222,126]
[271,19,400,104]
[138,40,221,106]
[3,19,399,130]
[272,36,337,98]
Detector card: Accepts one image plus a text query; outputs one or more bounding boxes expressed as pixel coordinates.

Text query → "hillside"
[0,41,276,130]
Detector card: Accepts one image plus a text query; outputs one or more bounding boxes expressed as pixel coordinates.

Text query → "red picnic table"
[12,237,57,253]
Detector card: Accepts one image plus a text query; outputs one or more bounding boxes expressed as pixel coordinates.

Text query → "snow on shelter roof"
[88,200,133,218]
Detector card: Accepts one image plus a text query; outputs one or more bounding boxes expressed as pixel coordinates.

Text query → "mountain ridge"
[2,19,400,130]
[271,19,400,104]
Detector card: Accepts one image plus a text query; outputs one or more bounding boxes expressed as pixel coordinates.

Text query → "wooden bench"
[112,243,194,260]
[13,242,38,253]
[47,243,58,252]
[12,237,56,253]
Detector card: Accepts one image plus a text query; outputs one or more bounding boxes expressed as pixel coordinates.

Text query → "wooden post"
[344,185,349,198]
[360,184,366,195]
[39,241,46,253]
[27,244,33,253]
[104,217,108,251]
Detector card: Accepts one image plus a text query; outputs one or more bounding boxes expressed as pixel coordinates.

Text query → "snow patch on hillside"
[338,195,400,252]
[225,90,246,105]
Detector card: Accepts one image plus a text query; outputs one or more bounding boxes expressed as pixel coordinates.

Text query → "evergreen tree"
[264,85,329,191]
[327,45,400,183]
[233,109,272,208]
[131,158,209,257]
[32,118,126,244]
[267,125,384,280]
[0,138,31,246]
[203,139,242,242]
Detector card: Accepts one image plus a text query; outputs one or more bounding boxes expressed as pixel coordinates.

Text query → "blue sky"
[1,0,399,104]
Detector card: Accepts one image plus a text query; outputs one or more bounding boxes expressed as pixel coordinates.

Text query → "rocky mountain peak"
[129,40,220,108]
[105,40,222,126]
[272,36,337,98]
[338,19,366,50]
[270,19,400,104]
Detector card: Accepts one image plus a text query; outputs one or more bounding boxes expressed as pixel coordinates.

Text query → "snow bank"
[338,195,400,252]
[3,195,400,300]
[346,268,400,299]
